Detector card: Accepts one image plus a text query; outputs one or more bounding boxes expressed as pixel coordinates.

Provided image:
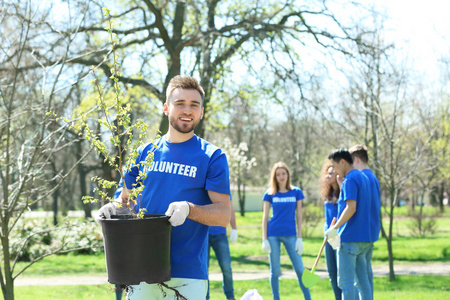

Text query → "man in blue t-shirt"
[350,144,381,299]
[96,75,231,299]
[325,149,373,300]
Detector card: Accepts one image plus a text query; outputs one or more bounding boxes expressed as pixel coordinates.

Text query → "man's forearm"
[334,200,356,229]
[187,201,231,227]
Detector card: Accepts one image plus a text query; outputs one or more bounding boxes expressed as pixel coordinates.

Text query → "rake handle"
[311,217,336,272]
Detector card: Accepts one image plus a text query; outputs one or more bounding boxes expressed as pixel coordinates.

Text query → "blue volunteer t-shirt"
[337,169,372,242]
[262,187,304,237]
[209,225,227,235]
[124,135,230,280]
[362,169,381,242]
[323,201,338,232]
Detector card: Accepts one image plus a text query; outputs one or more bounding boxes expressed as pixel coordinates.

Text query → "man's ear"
[163,103,169,116]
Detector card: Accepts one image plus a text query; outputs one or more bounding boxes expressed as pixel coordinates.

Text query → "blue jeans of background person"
[325,242,342,300]
[337,242,372,300]
[366,243,374,298]
[267,235,311,300]
[115,285,123,300]
[207,233,235,299]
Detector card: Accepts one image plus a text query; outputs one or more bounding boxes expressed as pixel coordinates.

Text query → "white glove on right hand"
[328,235,341,250]
[95,202,130,225]
[262,239,271,254]
[165,201,190,227]
[324,227,337,239]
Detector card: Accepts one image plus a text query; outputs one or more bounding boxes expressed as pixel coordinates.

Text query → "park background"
[1,0,449,299]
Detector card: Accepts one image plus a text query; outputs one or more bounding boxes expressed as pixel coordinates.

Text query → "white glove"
[165,201,190,227]
[328,235,341,250]
[325,226,337,239]
[262,239,271,254]
[95,202,130,224]
[230,229,238,243]
[295,237,303,255]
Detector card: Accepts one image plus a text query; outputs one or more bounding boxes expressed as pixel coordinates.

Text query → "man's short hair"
[349,144,369,164]
[328,148,353,164]
[165,75,205,104]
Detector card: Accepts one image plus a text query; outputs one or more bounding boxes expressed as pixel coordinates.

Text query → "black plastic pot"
[101,214,172,285]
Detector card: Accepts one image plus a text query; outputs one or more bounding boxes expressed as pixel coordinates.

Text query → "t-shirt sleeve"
[342,178,358,202]
[205,150,230,195]
[296,188,305,201]
[262,191,272,203]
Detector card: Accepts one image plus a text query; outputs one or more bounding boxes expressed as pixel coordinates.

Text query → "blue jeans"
[325,242,342,300]
[267,236,311,300]
[337,242,372,300]
[207,233,234,299]
[366,243,374,299]
[115,285,123,300]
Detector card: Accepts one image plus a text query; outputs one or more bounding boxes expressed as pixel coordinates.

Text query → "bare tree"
[9,0,363,137]
[0,2,96,298]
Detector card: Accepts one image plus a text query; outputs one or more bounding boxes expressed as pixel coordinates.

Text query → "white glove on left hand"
[295,237,303,255]
[230,229,238,243]
[165,201,190,226]
[262,239,271,253]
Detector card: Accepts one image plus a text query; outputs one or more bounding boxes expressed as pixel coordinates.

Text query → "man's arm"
[230,204,237,230]
[186,191,231,227]
[333,199,357,229]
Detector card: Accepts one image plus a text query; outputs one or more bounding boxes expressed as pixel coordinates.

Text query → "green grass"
[12,209,450,299]
[14,275,449,299]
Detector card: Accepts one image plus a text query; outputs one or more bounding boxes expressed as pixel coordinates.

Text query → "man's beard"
[168,115,200,134]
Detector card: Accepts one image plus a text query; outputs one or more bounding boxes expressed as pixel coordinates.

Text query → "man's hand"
[295,238,303,255]
[95,202,131,225]
[230,229,238,243]
[328,235,341,250]
[165,201,190,226]
[262,239,271,254]
[325,226,337,239]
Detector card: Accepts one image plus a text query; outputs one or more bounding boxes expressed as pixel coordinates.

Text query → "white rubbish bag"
[240,289,263,300]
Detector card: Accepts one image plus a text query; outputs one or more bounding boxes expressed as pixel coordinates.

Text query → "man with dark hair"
[325,148,373,300]
[97,75,231,299]
[349,144,381,298]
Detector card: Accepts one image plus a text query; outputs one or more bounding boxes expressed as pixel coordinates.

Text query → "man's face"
[164,88,204,134]
[330,159,345,177]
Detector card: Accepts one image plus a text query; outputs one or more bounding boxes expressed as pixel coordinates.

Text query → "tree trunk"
[1,223,15,300]
[386,189,396,281]
[75,140,92,218]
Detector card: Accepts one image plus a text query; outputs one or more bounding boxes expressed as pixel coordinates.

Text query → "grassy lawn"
[13,208,450,299]
[15,275,449,299]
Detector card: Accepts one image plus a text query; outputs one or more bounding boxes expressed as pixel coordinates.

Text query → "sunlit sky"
[372,0,449,80]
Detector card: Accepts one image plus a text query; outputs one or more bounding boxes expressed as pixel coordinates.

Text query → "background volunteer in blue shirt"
[325,148,373,300]
[261,162,311,300]
[96,75,231,300]
[207,202,238,300]
[319,159,342,300]
[350,144,381,299]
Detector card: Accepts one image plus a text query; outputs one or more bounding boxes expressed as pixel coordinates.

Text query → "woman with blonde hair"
[319,159,341,299]
[261,162,311,300]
